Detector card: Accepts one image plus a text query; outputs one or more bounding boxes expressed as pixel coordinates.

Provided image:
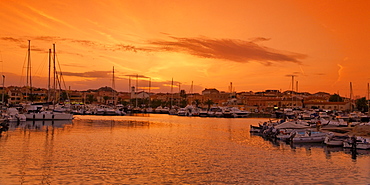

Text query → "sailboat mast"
[136,74,138,108]
[53,44,56,107]
[368,83,370,100]
[27,40,32,102]
[112,66,116,105]
[171,78,173,108]
[148,78,151,107]
[47,49,51,102]
[129,76,131,105]
[296,81,298,92]
[178,82,181,106]
[190,81,193,105]
[350,82,353,112]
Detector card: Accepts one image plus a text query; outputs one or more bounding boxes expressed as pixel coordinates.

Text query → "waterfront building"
[201,88,231,105]
[1,85,366,113]
[304,101,351,111]
[7,86,22,104]
[68,90,85,104]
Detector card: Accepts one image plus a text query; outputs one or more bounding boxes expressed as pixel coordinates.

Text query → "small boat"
[250,124,263,133]
[6,107,26,122]
[230,107,249,118]
[199,108,208,117]
[290,130,328,143]
[207,107,220,117]
[177,108,189,116]
[343,136,370,150]
[357,141,370,150]
[222,107,233,118]
[324,132,349,146]
[104,107,122,115]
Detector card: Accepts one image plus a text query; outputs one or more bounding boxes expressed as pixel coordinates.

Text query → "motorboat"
[250,124,263,133]
[177,108,189,116]
[24,104,73,120]
[324,132,349,146]
[230,107,249,118]
[6,107,26,122]
[290,130,328,143]
[199,108,208,117]
[104,107,122,115]
[222,107,233,118]
[207,107,220,117]
[343,136,370,150]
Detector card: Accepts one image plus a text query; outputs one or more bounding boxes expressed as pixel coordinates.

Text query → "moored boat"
[324,132,349,146]
[343,136,370,150]
[290,130,328,143]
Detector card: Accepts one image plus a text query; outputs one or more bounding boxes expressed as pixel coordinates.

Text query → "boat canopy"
[275,121,309,129]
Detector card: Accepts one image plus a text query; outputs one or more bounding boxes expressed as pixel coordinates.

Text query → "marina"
[0,114,369,184]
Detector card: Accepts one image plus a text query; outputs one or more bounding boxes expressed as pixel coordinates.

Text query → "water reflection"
[8,120,73,130]
[75,119,150,128]
[0,116,369,184]
[251,132,370,161]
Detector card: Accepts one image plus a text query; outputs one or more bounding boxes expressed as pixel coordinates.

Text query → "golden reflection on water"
[0,115,369,184]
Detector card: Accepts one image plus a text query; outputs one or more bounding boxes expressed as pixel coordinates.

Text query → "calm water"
[0,114,369,184]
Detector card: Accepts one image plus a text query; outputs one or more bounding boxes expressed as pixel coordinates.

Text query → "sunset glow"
[0,0,369,97]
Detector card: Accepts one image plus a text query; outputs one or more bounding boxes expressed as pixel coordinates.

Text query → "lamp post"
[2,75,5,105]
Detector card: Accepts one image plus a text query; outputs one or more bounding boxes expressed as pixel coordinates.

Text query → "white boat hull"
[293,136,326,143]
[25,112,73,120]
[357,143,370,150]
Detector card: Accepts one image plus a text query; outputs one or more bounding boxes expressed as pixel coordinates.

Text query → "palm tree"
[204,99,214,110]
[103,96,110,104]
[86,94,95,104]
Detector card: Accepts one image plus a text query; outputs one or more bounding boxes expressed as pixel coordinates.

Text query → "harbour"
[1,114,369,184]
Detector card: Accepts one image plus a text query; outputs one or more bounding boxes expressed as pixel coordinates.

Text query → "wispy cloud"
[19,43,45,52]
[3,35,306,65]
[25,4,77,31]
[125,74,150,79]
[332,63,344,87]
[148,36,306,65]
[1,36,140,54]
[62,71,111,78]
[0,37,24,43]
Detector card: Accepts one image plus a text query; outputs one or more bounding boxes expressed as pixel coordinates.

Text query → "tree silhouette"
[329,94,344,102]
[356,97,368,112]
[205,99,214,110]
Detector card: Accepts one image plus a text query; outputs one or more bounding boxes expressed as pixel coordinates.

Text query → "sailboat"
[24,43,73,120]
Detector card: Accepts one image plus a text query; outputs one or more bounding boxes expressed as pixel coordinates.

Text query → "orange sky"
[0,0,369,97]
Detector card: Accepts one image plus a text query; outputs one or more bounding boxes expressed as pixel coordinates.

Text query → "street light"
[2,75,5,105]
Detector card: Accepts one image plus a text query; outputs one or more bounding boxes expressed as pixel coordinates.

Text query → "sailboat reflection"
[8,120,72,130]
